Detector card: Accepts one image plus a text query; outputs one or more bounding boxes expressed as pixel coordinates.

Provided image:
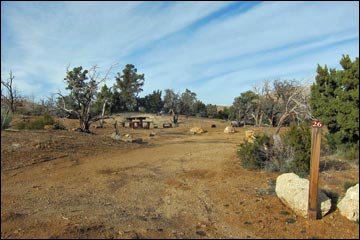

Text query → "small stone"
[196,230,206,236]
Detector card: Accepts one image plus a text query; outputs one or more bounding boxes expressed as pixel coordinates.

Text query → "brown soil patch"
[1,115,359,239]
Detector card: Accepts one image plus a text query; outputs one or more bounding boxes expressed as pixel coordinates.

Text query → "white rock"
[190,127,205,134]
[337,184,359,222]
[224,126,235,133]
[275,173,331,218]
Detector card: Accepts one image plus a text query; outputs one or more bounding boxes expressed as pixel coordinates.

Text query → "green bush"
[237,134,270,170]
[42,113,55,125]
[336,143,359,161]
[1,108,12,130]
[237,123,312,176]
[16,113,54,130]
[282,123,311,176]
[53,121,66,130]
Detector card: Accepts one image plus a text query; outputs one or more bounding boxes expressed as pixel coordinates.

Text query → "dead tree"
[274,80,312,134]
[251,83,266,127]
[1,71,20,113]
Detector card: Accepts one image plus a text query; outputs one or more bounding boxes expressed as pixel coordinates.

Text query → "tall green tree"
[232,90,258,124]
[94,84,113,114]
[163,89,180,123]
[310,65,338,132]
[192,100,206,117]
[179,88,197,116]
[218,107,230,120]
[142,90,163,113]
[310,55,359,149]
[206,104,218,118]
[163,89,180,113]
[114,64,145,111]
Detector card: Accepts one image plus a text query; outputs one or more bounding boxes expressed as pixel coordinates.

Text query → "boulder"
[230,121,239,127]
[244,130,256,143]
[224,126,235,133]
[110,132,121,141]
[44,125,54,130]
[337,184,359,222]
[275,173,331,218]
[190,127,206,134]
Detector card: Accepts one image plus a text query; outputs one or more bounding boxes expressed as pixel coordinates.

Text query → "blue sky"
[1,1,359,106]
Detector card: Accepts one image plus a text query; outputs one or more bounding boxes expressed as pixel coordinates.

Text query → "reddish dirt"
[1,114,359,239]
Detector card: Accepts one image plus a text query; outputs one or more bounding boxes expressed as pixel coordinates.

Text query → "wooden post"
[308,119,323,220]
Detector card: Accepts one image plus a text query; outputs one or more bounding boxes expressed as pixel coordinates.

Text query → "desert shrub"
[42,113,55,125]
[16,113,54,130]
[1,107,12,130]
[335,143,359,162]
[237,123,312,176]
[53,121,66,130]
[237,134,270,170]
[264,135,294,173]
[324,134,359,161]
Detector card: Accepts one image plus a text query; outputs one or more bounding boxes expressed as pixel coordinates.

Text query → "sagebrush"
[16,113,54,130]
[238,123,312,176]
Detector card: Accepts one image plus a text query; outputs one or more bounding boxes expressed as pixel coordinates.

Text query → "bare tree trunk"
[275,112,292,134]
[100,100,107,128]
[257,113,263,127]
[173,113,178,124]
[114,120,119,135]
[1,71,17,113]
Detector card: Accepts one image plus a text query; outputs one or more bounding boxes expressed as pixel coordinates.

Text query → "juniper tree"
[58,64,116,132]
[310,55,359,150]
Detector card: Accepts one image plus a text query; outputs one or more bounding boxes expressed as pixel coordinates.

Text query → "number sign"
[312,120,323,128]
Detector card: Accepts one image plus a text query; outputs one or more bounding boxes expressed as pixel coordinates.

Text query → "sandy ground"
[1,114,359,239]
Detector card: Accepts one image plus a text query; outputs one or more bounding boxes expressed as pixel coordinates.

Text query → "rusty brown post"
[308,119,323,220]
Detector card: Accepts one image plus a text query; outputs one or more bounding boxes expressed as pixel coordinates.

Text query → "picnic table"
[126,116,150,129]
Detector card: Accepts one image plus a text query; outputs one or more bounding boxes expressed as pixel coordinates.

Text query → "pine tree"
[310,55,359,150]
[114,64,145,111]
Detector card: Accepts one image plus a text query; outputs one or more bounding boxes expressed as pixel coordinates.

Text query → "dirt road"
[1,116,359,239]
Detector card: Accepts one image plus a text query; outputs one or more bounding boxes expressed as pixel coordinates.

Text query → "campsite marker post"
[308,119,323,220]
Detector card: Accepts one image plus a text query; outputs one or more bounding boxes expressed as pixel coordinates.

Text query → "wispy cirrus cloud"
[1,1,359,105]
